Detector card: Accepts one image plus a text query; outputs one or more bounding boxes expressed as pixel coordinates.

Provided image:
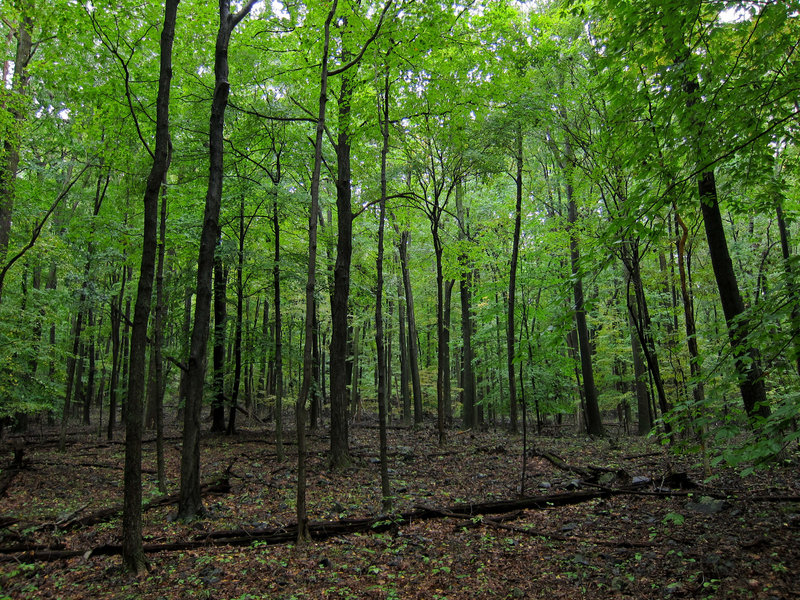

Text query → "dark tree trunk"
[122,0,177,572]
[210,253,227,433]
[154,165,169,493]
[507,126,523,433]
[776,201,800,376]
[179,0,258,522]
[398,231,422,425]
[564,147,603,436]
[107,265,127,440]
[443,279,454,426]
[273,183,284,461]
[396,254,411,426]
[329,54,355,470]
[297,0,337,542]
[456,182,476,429]
[376,65,392,511]
[626,265,652,435]
[0,6,32,260]
[699,171,769,420]
[227,193,246,435]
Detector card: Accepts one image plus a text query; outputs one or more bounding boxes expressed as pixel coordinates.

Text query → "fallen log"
[34,477,231,532]
[0,488,620,563]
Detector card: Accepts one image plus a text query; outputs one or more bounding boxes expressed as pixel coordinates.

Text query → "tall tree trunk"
[443,279,454,426]
[179,0,259,522]
[122,0,177,572]
[329,47,355,470]
[433,225,446,445]
[456,181,476,429]
[107,265,126,440]
[297,0,337,542]
[375,65,392,511]
[699,171,769,419]
[210,253,227,432]
[228,193,246,435]
[507,125,523,433]
[565,162,603,436]
[84,309,95,425]
[273,182,284,461]
[153,163,169,494]
[0,4,32,260]
[626,265,652,435]
[776,201,800,376]
[398,230,422,425]
[396,254,411,426]
[681,58,770,421]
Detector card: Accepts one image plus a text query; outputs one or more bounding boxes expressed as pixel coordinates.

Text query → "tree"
[178,0,259,522]
[121,0,178,573]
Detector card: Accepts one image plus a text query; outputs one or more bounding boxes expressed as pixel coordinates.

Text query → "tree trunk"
[443,279,454,426]
[122,0,177,572]
[507,126,523,433]
[297,0,337,542]
[0,5,32,260]
[329,49,356,470]
[564,146,603,436]
[210,253,227,433]
[396,254,411,426]
[456,181,476,429]
[699,172,769,419]
[273,182,284,461]
[179,0,258,522]
[398,230,423,425]
[227,193,246,435]
[376,65,392,511]
[107,265,126,440]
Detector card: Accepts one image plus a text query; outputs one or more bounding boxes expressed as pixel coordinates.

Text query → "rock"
[685,496,729,514]
[538,481,552,489]
[632,475,651,485]
[565,479,581,490]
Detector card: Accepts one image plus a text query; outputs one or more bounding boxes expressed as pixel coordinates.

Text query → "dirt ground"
[1,419,798,599]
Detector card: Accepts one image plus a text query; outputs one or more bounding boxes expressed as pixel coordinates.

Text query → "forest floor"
[0,417,799,599]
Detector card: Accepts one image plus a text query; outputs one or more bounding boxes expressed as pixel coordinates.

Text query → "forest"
[1,0,800,598]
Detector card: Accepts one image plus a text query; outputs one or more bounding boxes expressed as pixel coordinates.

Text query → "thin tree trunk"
[210,253,227,432]
[564,145,603,436]
[330,47,355,470]
[273,182,284,461]
[375,64,392,510]
[122,0,177,572]
[297,0,337,542]
[228,193,246,435]
[179,0,259,522]
[154,162,169,494]
[0,5,32,260]
[507,125,523,434]
[398,230,422,425]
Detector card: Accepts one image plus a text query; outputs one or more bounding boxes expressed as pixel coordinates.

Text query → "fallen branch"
[34,477,231,532]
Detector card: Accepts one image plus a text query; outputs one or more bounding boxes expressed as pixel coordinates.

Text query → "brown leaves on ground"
[1,421,798,599]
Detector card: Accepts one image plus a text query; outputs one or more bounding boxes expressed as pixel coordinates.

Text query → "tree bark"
[122,0,178,572]
[329,43,355,469]
[507,125,524,433]
[179,0,259,522]
[297,0,337,542]
[398,230,423,425]
[0,4,32,260]
[564,149,603,436]
[210,253,227,433]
